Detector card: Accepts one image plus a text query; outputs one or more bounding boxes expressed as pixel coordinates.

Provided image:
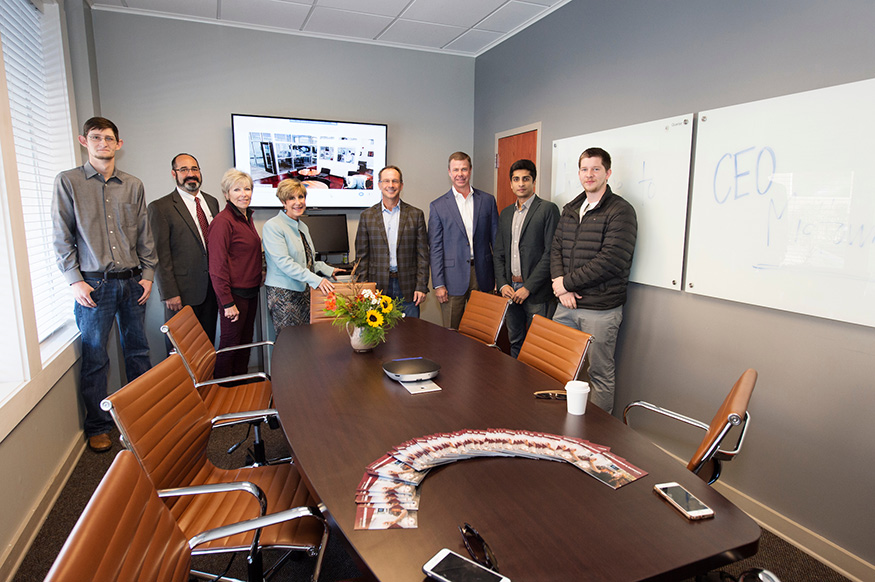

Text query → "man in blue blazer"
[494,159,560,357]
[428,151,499,329]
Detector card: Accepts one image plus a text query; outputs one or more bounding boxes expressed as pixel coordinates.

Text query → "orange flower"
[324,292,336,311]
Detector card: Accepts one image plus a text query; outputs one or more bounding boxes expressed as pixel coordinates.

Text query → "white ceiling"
[88,0,571,57]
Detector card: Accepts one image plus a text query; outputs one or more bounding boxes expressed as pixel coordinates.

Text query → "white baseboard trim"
[652,445,873,582]
[0,433,85,582]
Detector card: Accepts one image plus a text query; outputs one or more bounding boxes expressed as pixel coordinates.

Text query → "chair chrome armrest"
[215,340,274,354]
[714,411,751,460]
[157,480,267,516]
[194,371,270,389]
[623,400,710,431]
[188,506,324,550]
[211,408,278,426]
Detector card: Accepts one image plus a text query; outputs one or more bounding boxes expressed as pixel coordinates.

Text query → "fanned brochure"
[354,428,648,530]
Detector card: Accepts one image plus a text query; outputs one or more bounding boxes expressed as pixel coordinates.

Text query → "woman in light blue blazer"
[263,179,341,333]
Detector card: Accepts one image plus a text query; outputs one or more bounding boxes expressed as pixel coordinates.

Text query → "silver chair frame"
[623,400,751,484]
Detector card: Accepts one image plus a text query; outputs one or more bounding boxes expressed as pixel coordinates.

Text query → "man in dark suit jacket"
[355,165,429,317]
[494,159,560,357]
[148,153,220,349]
[428,152,499,329]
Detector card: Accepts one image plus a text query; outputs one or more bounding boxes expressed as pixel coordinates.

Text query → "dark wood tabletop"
[271,318,760,582]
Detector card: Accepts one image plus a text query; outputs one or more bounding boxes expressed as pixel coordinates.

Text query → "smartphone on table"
[423,548,511,582]
[653,481,715,520]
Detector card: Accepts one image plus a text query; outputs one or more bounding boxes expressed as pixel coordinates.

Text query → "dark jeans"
[74,277,152,437]
[505,282,555,358]
[387,276,419,318]
[215,293,258,378]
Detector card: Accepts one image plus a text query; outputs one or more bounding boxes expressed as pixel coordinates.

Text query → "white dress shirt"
[177,186,214,246]
[453,186,475,260]
[381,201,401,270]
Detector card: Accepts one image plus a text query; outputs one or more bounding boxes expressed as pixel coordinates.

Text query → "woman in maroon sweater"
[208,169,262,377]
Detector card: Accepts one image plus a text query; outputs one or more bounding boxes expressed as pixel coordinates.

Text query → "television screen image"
[231,113,386,209]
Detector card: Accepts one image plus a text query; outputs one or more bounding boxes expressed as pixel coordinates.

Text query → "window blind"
[0,0,75,342]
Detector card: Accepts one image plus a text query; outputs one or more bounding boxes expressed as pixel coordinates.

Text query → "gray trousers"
[552,304,624,413]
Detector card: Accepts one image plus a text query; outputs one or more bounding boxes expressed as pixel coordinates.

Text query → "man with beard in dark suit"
[148,153,220,349]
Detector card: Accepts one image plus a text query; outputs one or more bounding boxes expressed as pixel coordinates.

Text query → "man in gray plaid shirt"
[354,165,429,317]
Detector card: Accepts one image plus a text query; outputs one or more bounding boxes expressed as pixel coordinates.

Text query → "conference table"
[271,318,760,581]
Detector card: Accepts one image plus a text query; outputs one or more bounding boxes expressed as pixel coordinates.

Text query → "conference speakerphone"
[382,357,441,382]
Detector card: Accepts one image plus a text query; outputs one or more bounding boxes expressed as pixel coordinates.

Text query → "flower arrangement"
[324,283,404,346]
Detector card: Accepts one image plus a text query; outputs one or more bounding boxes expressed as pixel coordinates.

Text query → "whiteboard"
[687,77,875,328]
[551,115,694,290]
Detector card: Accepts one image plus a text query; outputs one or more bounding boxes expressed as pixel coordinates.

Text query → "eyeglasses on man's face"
[86,134,117,144]
[174,166,201,174]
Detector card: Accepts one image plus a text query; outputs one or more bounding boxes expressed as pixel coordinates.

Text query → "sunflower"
[380,295,393,313]
[366,309,384,328]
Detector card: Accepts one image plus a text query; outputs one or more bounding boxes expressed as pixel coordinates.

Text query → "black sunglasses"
[459,522,499,572]
[534,390,567,400]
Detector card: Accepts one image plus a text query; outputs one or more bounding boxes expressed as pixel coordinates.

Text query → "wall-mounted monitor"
[231,113,386,209]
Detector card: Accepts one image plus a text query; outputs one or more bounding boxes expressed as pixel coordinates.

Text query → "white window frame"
[0,0,81,442]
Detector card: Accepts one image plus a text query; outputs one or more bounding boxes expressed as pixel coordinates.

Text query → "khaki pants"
[440,264,478,329]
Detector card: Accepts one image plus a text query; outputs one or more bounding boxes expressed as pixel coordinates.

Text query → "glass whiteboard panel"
[687,77,875,327]
[551,115,694,290]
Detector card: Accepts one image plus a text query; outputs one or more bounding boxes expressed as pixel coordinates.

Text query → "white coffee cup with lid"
[565,380,590,415]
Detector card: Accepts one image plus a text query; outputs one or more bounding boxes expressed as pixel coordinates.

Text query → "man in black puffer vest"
[550,147,637,413]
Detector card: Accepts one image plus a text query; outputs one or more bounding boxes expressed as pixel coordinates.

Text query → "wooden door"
[496,129,538,211]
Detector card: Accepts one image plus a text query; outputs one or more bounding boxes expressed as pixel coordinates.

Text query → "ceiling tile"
[379,19,466,49]
[316,0,409,17]
[220,0,311,29]
[304,7,394,40]
[401,0,507,28]
[443,28,503,54]
[91,0,573,56]
[476,1,544,33]
[125,0,217,19]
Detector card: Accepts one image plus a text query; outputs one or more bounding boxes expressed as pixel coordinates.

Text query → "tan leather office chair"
[310,281,377,323]
[161,305,273,391]
[162,305,275,464]
[101,354,328,581]
[517,314,593,384]
[623,368,758,484]
[46,450,322,582]
[457,290,510,347]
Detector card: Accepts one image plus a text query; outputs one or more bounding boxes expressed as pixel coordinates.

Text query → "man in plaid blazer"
[354,165,429,317]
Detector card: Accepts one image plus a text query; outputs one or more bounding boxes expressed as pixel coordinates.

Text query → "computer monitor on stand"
[300,213,350,268]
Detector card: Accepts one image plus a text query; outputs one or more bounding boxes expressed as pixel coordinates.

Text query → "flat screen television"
[299,213,349,259]
[231,113,386,209]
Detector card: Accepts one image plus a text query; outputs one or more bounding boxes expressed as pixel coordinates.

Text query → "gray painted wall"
[474,0,875,564]
[91,10,474,357]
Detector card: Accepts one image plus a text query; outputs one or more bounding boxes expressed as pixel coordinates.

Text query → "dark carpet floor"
[12,424,852,582]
